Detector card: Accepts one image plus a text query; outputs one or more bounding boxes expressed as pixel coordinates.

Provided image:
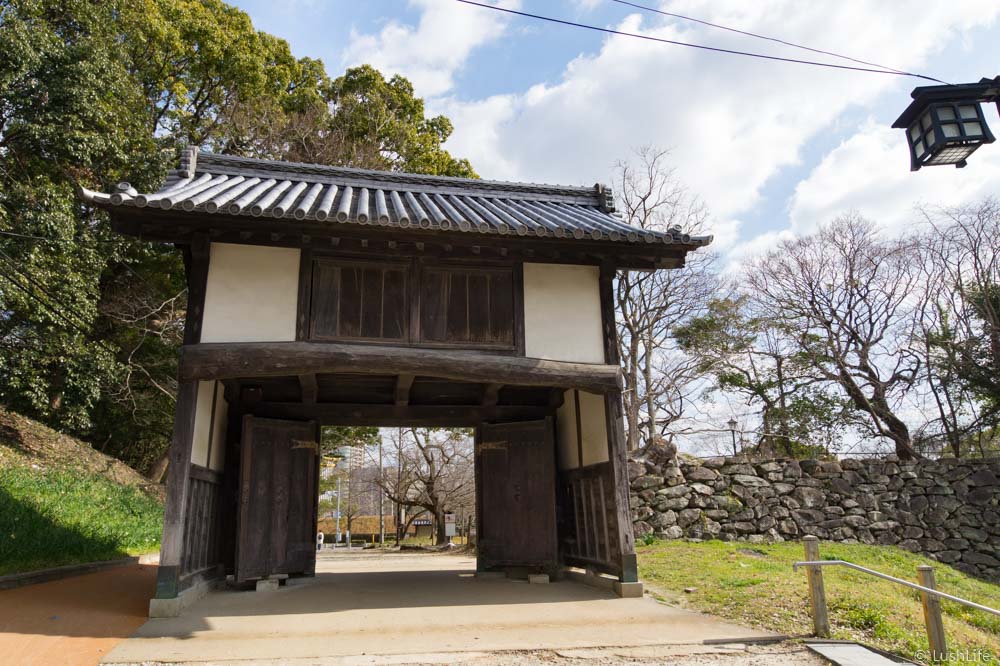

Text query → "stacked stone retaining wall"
[629,454,1000,581]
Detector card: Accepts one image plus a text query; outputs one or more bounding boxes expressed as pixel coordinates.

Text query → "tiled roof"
[80,149,712,246]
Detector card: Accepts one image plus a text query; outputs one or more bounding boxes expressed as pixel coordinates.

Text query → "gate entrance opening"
[82,148,712,616]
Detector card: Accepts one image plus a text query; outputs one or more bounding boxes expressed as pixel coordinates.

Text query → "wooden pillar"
[598,263,638,583]
[155,380,199,599]
[156,234,209,599]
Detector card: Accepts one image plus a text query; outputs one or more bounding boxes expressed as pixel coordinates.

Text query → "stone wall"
[629,454,1000,581]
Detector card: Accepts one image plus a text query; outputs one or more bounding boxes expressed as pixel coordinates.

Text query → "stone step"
[807,641,916,665]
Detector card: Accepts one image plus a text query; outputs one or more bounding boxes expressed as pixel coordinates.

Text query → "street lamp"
[727,418,739,456]
[892,76,999,171]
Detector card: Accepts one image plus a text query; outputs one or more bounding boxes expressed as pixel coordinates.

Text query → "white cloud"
[787,120,1000,236]
[342,0,520,98]
[433,1,1000,243]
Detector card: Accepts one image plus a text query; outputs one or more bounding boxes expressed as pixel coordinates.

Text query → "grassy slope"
[638,540,1000,666]
[0,407,164,576]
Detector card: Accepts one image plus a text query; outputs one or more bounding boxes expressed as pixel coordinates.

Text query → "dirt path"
[0,563,156,666]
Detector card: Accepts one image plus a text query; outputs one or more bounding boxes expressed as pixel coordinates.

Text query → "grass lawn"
[0,462,163,576]
[637,539,1000,665]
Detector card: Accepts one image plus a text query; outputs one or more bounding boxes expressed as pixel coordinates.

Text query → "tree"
[0,0,477,474]
[675,296,850,457]
[748,216,922,459]
[375,428,474,545]
[218,65,477,178]
[613,147,718,450]
[916,199,1000,457]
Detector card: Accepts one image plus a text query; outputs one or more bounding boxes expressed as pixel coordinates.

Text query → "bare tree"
[915,198,1000,457]
[375,428,475,545]
[614,147,719,450]
[748,215,922,459]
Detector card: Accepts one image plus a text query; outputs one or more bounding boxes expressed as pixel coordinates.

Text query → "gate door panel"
[476,418,557,572]
[236,416,319,582]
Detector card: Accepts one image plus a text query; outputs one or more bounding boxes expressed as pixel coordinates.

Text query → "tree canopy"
[0,0,476,473]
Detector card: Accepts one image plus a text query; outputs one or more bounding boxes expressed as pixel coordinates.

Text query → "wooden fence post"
[918,565,947,661]
[803,536,830,637]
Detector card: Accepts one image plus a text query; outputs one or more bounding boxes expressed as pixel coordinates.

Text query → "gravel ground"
[433,642,830,665]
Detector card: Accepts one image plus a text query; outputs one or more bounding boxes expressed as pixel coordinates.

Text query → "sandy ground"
[0,552,828,666]
[101,551,822,665]
[0,563,157,666]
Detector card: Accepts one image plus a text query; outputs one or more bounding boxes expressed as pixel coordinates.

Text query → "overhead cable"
[610,0,926,78]
[455,0,949,84]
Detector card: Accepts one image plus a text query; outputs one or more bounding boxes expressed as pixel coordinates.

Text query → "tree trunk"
[643,337,657,446]
[434,508,447,545]
[147,452,170,483]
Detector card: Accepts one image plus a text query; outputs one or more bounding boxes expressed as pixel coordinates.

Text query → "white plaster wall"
[555,390,580,470]
[201,243,300,343]
[578,390,610,466]
[209,382,228,472]
[190,381,215,468]
[190,380,228,471]
[523,263,605,363]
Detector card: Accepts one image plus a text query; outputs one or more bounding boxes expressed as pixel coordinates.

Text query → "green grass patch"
[0,462,163,576]
[638,539,1000,665]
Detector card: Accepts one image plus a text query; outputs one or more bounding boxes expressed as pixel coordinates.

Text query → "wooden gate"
[475,418,557,573]
[236,416,319,582]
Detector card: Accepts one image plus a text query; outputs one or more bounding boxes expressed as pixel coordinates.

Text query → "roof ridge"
[196,151,604,199]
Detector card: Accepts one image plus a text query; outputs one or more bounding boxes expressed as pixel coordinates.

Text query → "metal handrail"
[793,560,1000,617]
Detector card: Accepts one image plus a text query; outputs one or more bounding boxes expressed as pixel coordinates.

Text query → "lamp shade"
[903,101,995,171]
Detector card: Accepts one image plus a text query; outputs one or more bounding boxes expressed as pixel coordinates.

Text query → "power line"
[0,252,120,356]
[0,229,169,294]
[0,250,94,333]
[0,266,103,347]
[609,0,940,81]
[455,0,948,83]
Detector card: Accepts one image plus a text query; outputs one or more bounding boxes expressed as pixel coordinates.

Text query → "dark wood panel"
[236,417,318,582]
[181,470,223,577]
[421,266,515,347]
[310,259,409,343]
[477,418,557,572]
[309,261,340,339]
[558,462,620,576]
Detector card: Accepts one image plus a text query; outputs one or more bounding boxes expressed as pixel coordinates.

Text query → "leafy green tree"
[0,0,163,435]
[1,0,476,474]
[219,64,477,178]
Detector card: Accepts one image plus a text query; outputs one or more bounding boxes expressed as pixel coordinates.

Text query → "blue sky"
[231,0,1000,260]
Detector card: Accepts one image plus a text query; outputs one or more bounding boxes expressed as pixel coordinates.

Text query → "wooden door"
[236,416,319,582]
[476,418,557,572]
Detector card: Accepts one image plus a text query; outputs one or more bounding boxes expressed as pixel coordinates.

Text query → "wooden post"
[918,565,947,661]
[156,234,210,600]
[803,536,830,637]
[598,263,638,583]
[155,380,199,599]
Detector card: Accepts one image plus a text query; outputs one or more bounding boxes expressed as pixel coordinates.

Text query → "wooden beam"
[395,374,415,406]
[179,342,623,394]
[299,373,318,404]
[481,383,502,406]
[249,402,554,427]
[108,209,694,270]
